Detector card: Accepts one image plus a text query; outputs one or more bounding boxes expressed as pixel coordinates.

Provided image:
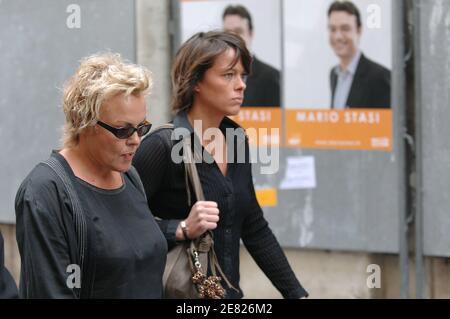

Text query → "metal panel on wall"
[0,0,136,223]
[264,0,400,253]
[419,0,450,257]
[255,148,400,252]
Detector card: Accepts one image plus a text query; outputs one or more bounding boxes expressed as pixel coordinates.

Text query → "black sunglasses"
[97,120,152,139]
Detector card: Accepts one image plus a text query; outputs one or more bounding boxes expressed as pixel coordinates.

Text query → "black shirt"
[330,53,391,108]
[15,151,167,298]
[133,110,308,299]
[0,232,18,299]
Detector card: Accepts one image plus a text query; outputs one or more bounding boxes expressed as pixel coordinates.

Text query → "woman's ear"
[193,74,200,92]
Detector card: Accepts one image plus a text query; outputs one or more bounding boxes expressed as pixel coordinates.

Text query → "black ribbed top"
[133,110,308,299]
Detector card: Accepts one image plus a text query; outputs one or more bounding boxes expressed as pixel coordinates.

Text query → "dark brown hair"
[222,4,253,32]
[328,1,362,29]
[171,31,252,113]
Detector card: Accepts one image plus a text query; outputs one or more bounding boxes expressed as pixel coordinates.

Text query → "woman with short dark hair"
[133,31,308,299]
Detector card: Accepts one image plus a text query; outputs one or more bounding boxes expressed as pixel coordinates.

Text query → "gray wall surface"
[253,147,400,253]
[0,0,136,223]
[250,0,402,254]
[419,0,450,257]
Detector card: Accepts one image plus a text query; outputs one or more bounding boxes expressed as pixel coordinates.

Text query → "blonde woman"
[15,53,167,298]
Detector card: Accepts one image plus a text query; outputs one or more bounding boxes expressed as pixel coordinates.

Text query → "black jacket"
[330,53,391,108]
[133,110,308,299]
[14,152,166,299]
[244,56,281,107]
[0,232,18,299]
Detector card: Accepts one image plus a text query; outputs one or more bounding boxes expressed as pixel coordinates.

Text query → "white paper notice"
[279,156,317,190]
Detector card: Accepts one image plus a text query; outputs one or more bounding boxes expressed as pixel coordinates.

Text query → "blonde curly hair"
[62,53,152,148]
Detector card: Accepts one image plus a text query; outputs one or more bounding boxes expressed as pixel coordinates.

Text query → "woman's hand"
[176,201,220,240]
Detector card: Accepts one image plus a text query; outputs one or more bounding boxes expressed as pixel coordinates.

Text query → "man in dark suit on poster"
[328,1,391,109]
[223,4,281,107]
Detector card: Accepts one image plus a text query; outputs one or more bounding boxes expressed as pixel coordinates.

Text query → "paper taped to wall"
[280,156,317,190]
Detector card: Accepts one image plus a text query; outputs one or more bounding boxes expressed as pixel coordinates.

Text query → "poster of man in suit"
[283,0,393,151]
[328,1,391,109]
[222,4,281,107]
[180,0,282,108]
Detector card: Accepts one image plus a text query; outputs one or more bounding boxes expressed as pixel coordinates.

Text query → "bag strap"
[181,137,205,201]
[42,157,96,299]
[181,137,238,292]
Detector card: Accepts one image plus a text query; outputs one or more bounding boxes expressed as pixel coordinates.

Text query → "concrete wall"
[136,0,172,126]
[240,248,376,298]
[239,247,450,299]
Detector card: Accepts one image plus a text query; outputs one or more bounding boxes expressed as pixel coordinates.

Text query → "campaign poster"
[283,0,393,151]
